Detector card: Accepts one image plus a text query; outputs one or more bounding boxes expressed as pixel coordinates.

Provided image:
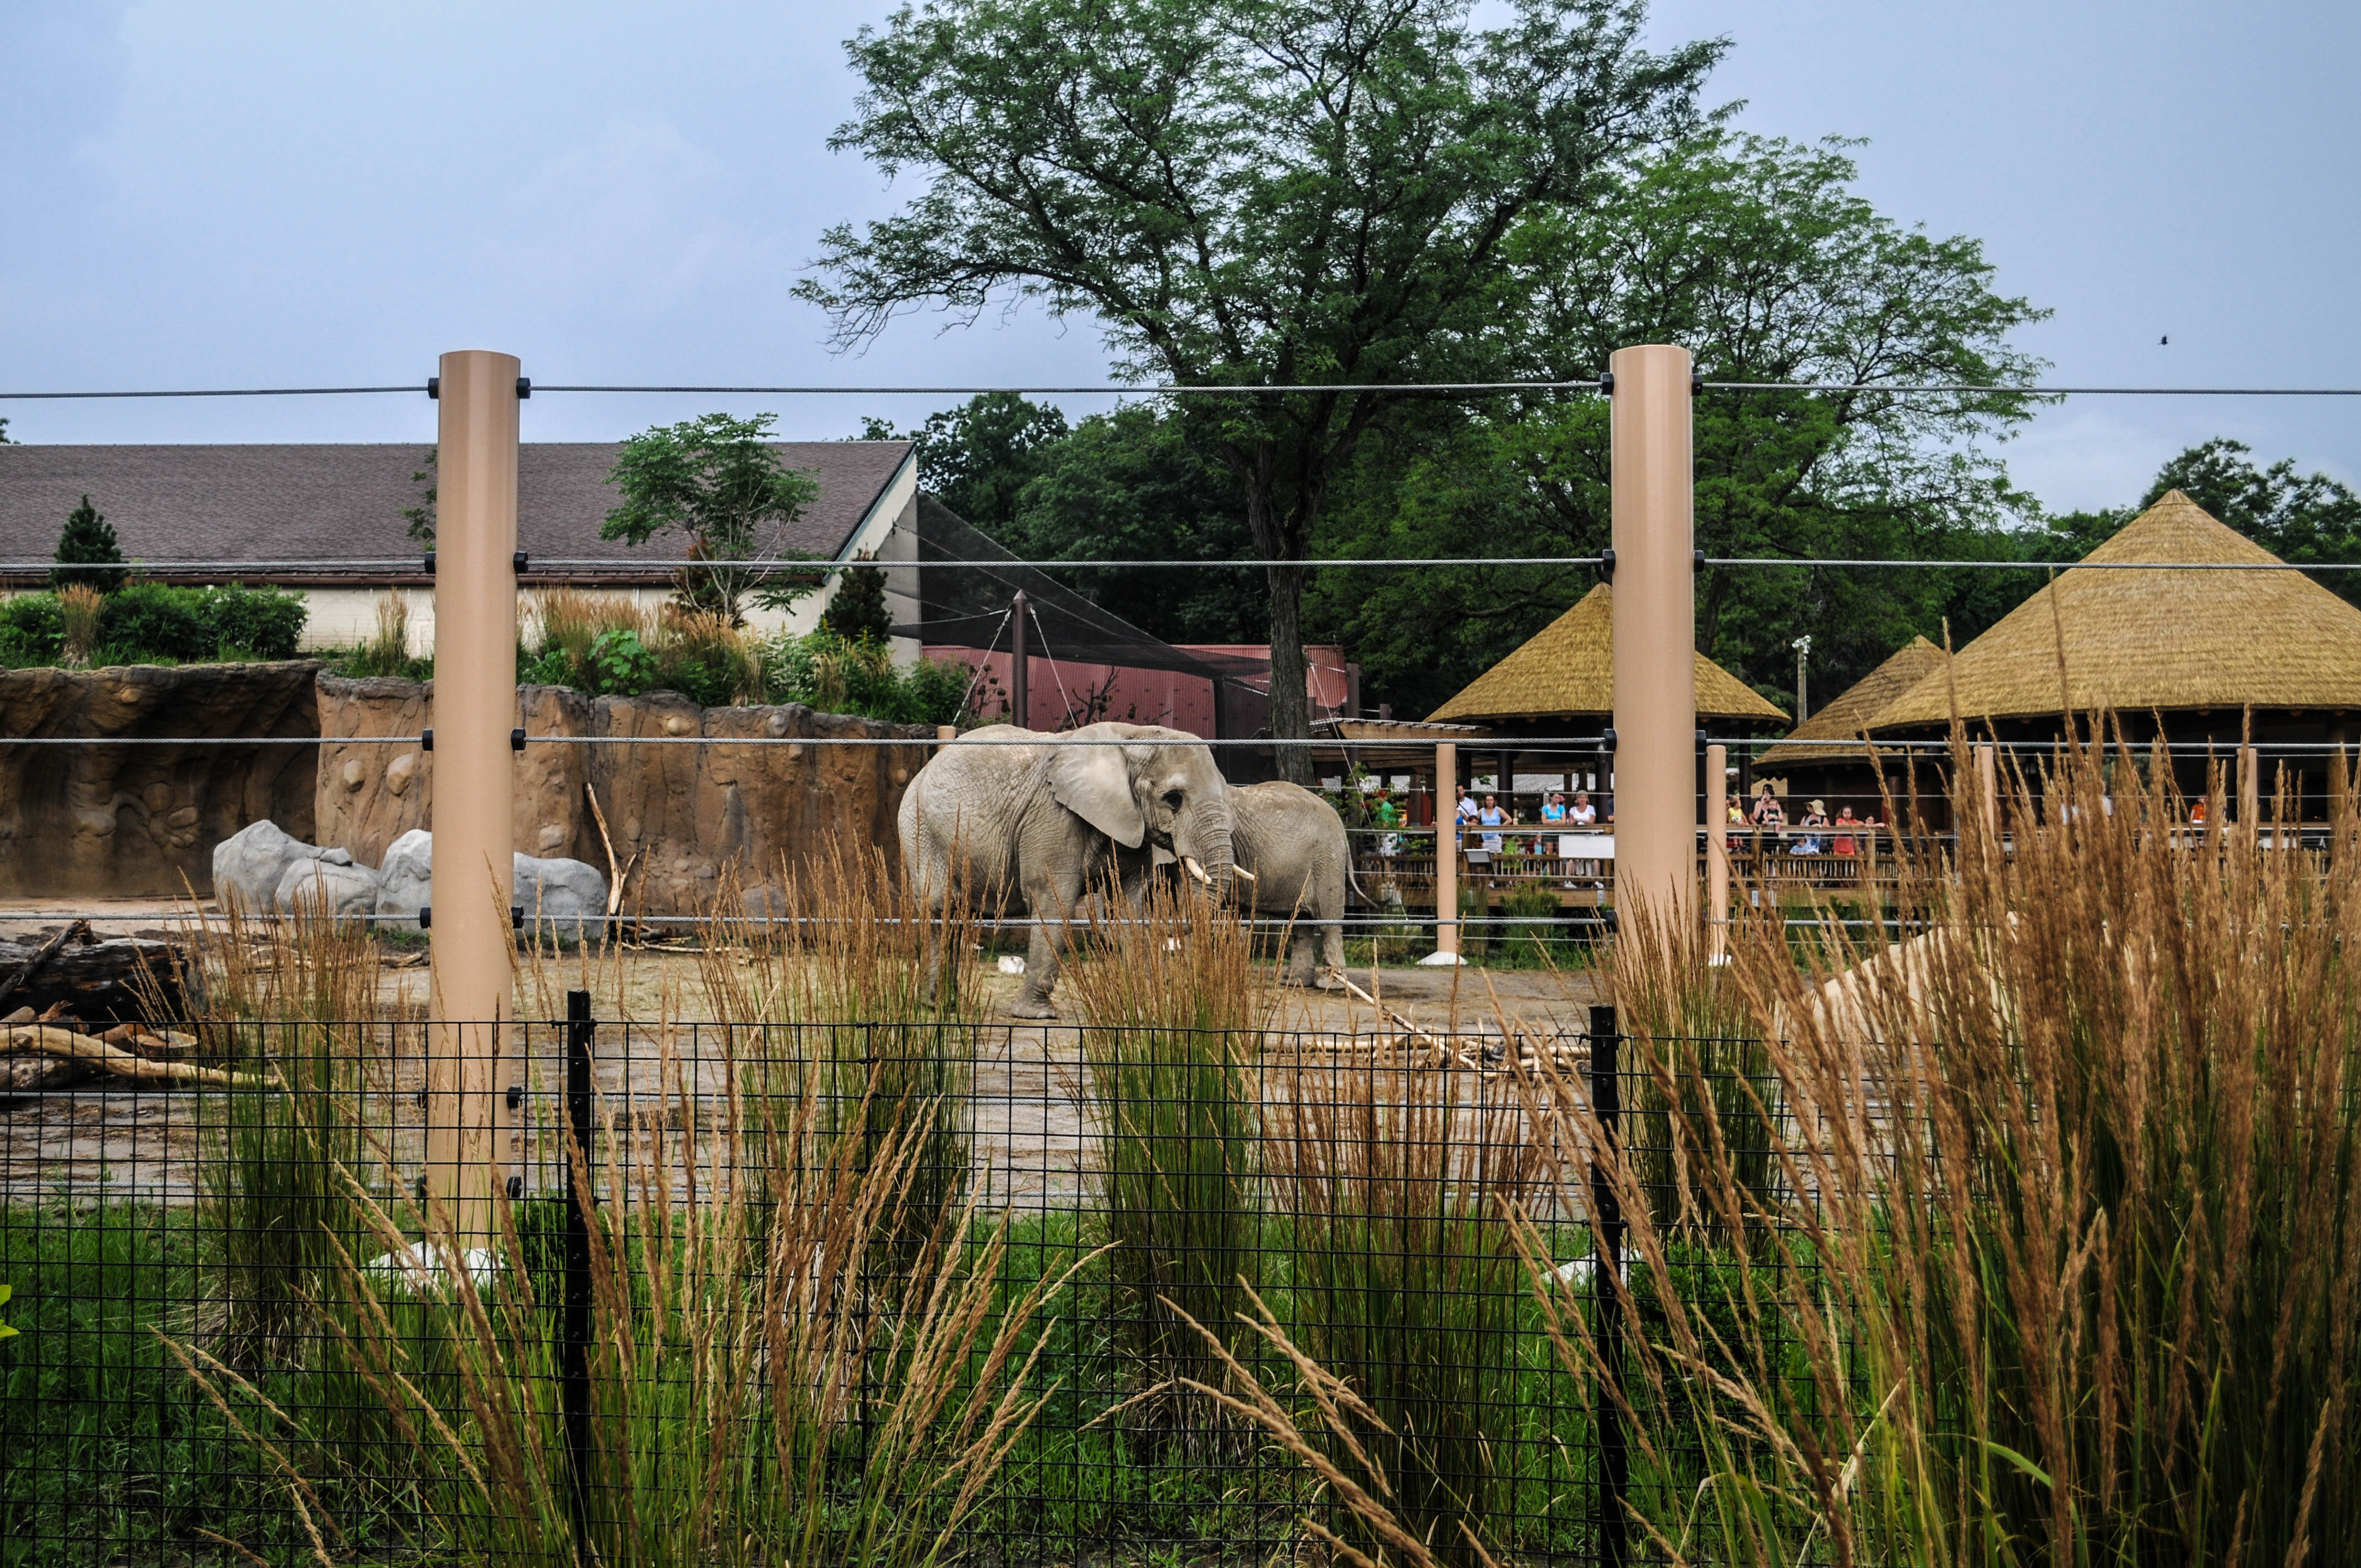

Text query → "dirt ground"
[1,900,1601,1208]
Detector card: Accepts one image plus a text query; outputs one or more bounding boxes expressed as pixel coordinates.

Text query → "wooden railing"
[1345,826,1930,910]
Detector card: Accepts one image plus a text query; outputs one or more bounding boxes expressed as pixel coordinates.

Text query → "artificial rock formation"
[373,828,607,931]
[315,674,931,917]
[0,661,320,899]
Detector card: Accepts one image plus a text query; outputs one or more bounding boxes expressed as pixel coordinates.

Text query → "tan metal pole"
[1705,743,1729,963]
[427,349,520,1244]
[2239,744,2259,837]
[936,723,957,744]
[1976,743,1999,843]
[1426,741,1460,962]
[1609,344,1696,930]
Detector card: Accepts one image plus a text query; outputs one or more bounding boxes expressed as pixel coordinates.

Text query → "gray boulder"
[369,829,608,934]
[376,829,433,928]
[212,820,328,913]
[273,856,383,919]
[515,852,609,934]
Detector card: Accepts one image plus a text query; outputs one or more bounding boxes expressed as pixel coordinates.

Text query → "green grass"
[3,1191,1616,1567]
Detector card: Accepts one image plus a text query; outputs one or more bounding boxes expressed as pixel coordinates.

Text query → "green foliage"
[400,447,436,546]
[601,411,823,623]
[0,592,64,662]
[52,494,126,592]
[1,582,310,667]
[764,629,973,726]
[197,584,307,660]
[97,581,211,662]
[817,558,893,642]
[806,0,1725,760]
[867,390,1069,533]
[1312,130,2046,717]
[0,1281,15,1341]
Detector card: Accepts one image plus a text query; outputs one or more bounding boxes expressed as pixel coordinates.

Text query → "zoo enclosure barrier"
[0,999,1823,1567]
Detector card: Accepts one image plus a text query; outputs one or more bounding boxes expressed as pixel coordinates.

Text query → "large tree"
[1313,130,2044,715]
[801,0,1723,777]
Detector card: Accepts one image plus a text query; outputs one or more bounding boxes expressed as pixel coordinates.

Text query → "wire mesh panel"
[0,1008,1843,1565]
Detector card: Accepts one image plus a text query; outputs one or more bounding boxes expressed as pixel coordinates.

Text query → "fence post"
[1423,740,1460,963]
[563,988,595,1568]
[1608,344,1697,932]
[1009,589,1030,728]
[426,348,521,1245]
[1587,1002,1628,1568]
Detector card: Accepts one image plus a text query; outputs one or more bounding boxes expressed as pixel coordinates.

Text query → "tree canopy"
[1309,130,2044,716]
[602,413,822,625]
[804,0,1724,774]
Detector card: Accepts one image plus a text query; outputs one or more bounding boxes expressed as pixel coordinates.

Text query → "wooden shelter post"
[1706,742,1729,963]
[1976,743,1999,843]
[1608,344,1697,929]
[426,348,521,1245]
[1424,741,1461,963]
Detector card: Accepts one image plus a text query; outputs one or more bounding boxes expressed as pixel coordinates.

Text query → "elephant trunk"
[1179,810,1236,904]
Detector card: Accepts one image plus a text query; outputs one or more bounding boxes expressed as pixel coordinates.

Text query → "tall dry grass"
[1265,1043,1544,1567]
[697,846,978,1249]
[171,1028,1080,1567]
[1188,726,2361,1564]
[1066,879,1271,1417]
[57,582,104,666]
[178,899,385,1366]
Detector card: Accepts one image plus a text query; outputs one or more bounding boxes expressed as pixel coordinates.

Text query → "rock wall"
[314,674,931,916]
[0,662,320,898]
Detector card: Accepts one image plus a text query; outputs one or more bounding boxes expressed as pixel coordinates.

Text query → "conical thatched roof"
[1427,583,1788,725]
[1877,491,2361,727]
[1759,636,1950,766]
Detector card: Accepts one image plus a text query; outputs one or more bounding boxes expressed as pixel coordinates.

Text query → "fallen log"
[2,1023,270,1089]
[0,935,186,1022]
[0,921,90,1011]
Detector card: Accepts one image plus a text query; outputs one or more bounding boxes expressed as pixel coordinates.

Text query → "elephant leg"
[1315,912,1347,989]
[1010,875,1075,1019]
[1282,926,1319,987]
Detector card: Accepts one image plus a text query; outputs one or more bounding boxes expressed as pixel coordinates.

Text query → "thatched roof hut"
[1876,491,2361,727]
[1427,583,1788,727]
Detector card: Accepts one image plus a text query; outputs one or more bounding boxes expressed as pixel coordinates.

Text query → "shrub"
[97,582,211,662]
[1,591,64,662]
[766,628,973,725]
[198,583,307,660]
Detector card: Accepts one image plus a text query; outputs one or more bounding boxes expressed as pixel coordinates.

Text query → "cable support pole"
[7,378,2361,401]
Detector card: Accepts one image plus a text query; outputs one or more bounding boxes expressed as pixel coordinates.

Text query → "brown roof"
[1426,582,1789,725]
[0,442,913,585]
[1758,636,1950,766]
[1876,490,2361,727]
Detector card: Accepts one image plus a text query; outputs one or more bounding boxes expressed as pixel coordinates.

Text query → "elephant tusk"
[1230,867,1257,884]
[1181,856,1212,887]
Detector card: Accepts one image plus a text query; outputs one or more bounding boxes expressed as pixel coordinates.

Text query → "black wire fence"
[0,1000,1821,1567]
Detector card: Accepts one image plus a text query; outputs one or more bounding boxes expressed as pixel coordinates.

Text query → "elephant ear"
[1048,739,1147,849]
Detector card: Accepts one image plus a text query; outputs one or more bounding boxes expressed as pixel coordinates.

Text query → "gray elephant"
[899,721,1236,1017]
[1228,780,1365,988]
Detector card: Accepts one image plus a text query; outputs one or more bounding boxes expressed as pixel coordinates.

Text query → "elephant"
[899,721,1237,1018]
[1228,780,1366,988]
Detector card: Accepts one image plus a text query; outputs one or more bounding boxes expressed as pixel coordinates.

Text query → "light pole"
[1792,634,1813,723]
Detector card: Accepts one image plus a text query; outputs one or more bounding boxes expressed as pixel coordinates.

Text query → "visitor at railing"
[1750,780,1787,830]
[1477,793,1508,854]
[1372,787,1403,856]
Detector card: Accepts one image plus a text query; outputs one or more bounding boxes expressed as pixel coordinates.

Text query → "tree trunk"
[1265,558,1311,784]
[1241,471,1314,785]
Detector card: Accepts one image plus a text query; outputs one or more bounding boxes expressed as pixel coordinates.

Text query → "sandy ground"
[2,900,1601,1210]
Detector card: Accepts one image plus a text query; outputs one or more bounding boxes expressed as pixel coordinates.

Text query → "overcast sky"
[3,1,2353,515]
